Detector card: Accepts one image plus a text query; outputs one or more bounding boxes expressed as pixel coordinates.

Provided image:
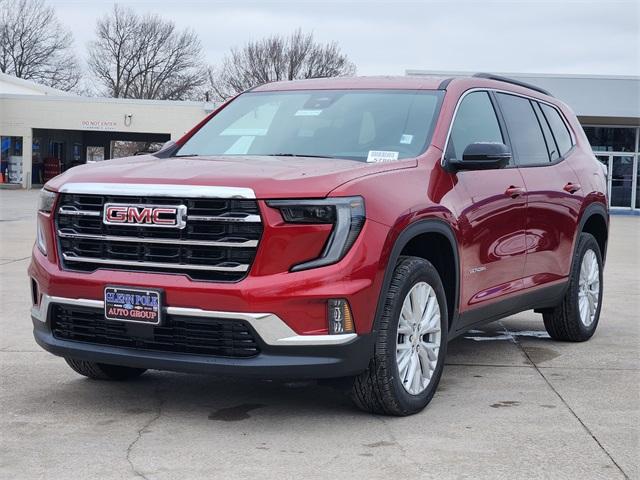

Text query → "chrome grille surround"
[54,185,262,282]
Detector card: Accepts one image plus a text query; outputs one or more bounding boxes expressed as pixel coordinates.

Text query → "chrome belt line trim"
[187,214,261,223]
[58,183,257,199]
[61,254,249,272]
[57,230,258,248]
[32,294,358,346]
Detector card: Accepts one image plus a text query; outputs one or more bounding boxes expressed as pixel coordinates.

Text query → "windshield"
[176,89,443,162]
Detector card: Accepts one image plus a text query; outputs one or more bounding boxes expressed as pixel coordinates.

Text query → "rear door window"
[446,91,504,161]
[539,103,574,156]
[496,93,550,166]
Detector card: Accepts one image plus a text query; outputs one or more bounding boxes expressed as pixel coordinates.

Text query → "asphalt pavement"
[1,189,638,480]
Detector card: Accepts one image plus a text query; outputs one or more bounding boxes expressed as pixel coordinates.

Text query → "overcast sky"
[50,0,640,76]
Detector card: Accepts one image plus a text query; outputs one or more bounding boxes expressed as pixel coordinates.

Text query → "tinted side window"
[532,102,559,162]
[446,91,503,161]
[540,103,573,155]
[497,93,549,166]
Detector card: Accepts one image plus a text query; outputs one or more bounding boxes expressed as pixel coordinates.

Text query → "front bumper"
[30,214,390,336]
[32,294,374,379]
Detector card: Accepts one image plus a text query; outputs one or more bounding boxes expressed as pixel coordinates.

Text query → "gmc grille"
[51,304,260,358]
[55,193,262,282]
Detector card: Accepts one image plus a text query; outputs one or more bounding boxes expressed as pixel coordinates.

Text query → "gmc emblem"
[103,203,187,229]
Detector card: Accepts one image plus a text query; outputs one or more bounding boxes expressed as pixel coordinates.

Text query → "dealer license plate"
[104,287,162,325]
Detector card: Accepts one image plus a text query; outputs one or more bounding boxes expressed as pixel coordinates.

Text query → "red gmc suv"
[29,74,609,415]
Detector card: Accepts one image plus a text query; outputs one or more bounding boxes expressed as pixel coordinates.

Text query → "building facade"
[408,71,640,212]
[3,72,640,211]
[0,73,214,189]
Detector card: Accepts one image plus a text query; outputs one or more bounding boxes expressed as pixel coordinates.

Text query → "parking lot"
[0,188,638,480]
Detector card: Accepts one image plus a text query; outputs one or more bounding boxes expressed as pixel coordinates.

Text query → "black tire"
[351,256,448,416]
[65,358,147,381]
[543,232,603,342]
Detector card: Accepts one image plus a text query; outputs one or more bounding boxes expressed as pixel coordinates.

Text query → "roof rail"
[437,77,455,90]
[473,73,552,96]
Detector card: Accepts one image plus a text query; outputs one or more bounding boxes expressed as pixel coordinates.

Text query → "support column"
[21,129,33,189]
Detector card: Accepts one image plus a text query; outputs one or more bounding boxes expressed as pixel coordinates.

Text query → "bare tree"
[88,5,206,100]
[111,140,164,158]
[209,30,356,100]
[0,0,81,91]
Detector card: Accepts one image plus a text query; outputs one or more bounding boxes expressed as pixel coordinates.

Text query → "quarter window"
[496,93,549,166]
[446,91,504,161]
[540,103,573,156]
[532,102,559,162]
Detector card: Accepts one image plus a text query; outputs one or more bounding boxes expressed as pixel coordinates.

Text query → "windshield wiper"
[266,153,338,159]
[171,153,340,159]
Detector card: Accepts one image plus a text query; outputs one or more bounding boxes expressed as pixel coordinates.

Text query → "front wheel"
[543,232,604,341]
[351,256,448,416]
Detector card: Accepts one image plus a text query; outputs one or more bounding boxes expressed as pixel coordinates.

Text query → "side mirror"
[447,142,511,171]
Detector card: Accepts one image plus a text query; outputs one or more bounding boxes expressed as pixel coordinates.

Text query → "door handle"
[563,182,581,194]
[505,186,525,198]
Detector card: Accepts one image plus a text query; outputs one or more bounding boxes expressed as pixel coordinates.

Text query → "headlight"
[267,196,365,271]
[38,189,57,213]
[278,204,336,224]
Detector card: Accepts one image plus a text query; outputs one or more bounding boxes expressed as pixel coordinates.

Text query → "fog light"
[328,299,354,334]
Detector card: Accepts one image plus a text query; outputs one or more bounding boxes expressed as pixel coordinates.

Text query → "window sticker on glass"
[367,150,399,163]
[294,109,323,116]
[400,134,414,145]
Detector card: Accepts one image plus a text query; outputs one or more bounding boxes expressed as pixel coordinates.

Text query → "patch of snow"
[513,330,550,338]
[464,330,550,342]
[464,334,513,341]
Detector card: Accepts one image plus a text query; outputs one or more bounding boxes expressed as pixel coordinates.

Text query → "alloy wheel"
[396,282,442,395]
[578,248,600,327]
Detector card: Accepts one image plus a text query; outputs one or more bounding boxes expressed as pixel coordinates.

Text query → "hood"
[45,154,417,199]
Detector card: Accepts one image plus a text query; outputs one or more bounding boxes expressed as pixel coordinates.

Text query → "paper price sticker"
[367,150,399,163]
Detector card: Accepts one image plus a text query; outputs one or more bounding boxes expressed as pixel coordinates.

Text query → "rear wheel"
[543,233,603,341]
[65,358,147,381]
[351,256,447,416]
